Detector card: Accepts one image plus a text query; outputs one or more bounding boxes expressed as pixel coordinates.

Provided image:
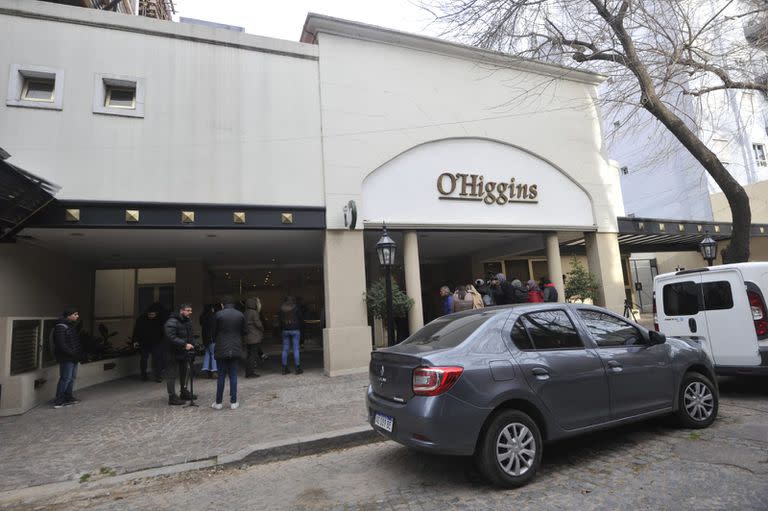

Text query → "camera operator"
[164,303,196,406]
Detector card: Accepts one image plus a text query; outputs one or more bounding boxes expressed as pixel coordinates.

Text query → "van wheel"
[475,410,542,488]
[675,372,718,429]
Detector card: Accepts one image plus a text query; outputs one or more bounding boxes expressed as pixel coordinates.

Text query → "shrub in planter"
[366,278,414,342]
[564,256,599,303]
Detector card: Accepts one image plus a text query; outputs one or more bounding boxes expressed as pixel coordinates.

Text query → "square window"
[21,77,55,102]
[105,85,136,109]
[93,74,145,118]
[6,64,65,110]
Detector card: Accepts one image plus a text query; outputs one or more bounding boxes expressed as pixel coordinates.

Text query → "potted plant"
[564,256,599,304]
[366,278,414,345]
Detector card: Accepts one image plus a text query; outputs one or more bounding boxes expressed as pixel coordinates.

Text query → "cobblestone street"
[5,378,767,511]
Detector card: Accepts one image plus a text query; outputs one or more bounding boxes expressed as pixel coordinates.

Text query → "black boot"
[295,365,303,375]
[282,366,289,375]
[180,389,198,400]
[168,394,184,405]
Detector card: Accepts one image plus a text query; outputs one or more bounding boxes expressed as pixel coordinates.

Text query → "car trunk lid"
[370,351,422,403]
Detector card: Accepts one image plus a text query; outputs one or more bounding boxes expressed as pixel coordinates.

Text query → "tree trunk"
[643,100,751,263]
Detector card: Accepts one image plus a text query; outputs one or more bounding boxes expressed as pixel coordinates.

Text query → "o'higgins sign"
[436,172,538,205]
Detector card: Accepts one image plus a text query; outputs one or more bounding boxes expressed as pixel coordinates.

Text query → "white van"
[653,262,768,376]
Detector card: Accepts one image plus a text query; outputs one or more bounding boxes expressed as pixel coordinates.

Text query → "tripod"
[182,352,199,408]
[623,299,637,322]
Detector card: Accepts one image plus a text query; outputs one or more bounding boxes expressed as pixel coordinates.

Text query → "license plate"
[374,412,394,432]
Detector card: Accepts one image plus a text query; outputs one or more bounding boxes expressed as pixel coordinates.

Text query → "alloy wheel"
[684,381,714,422]
[495,423,536,476]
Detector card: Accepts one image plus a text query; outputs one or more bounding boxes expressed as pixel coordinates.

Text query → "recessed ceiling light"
[70,233,84,237]
[207,234,217,238]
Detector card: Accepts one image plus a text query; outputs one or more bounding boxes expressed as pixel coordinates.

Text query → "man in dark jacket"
[542,277,559,303]
[212,297,246,410]
[133,303,165,382]
[163,303,195,405]
[53,308,83,409]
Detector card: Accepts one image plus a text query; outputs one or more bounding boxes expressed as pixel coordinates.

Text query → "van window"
[702,281,733,311]
[663,281,700,316]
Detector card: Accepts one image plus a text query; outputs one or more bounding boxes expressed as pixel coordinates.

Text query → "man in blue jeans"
[279,296,303,375]
[53,308,83,409]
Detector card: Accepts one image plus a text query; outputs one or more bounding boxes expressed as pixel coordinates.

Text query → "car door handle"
[688,318,697,333]
[531,367,549,380]
[607,360,623,372]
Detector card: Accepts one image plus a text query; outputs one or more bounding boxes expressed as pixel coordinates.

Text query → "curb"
[0,425,383,509]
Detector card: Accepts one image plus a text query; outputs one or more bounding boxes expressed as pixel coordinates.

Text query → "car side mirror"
[648,330,666,346]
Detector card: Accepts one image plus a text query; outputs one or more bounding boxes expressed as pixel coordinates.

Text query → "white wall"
[0,0,324,206]
[314,31,624,233]
[0,241,93,413]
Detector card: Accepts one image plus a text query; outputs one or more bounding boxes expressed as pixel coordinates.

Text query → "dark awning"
[562,216,768,253]
[0,149,61,240]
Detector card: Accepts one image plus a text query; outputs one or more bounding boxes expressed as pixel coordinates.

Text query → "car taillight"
[652,291,659,332]
[747,290,768,338]
[412,366,463,396]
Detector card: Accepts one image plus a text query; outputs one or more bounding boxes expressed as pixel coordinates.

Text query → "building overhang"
[561,216,768,254]
[0,150,61,241]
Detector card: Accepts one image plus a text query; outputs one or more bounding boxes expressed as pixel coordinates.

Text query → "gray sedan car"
[367,303,718,487]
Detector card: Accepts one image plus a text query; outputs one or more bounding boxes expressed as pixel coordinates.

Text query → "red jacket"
[528,289,544,303]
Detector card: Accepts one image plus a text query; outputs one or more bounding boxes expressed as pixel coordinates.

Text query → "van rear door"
[657,275,710,357]
[700,269,761,367]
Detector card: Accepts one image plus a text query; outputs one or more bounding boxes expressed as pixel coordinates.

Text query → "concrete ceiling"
[18,227,584,268]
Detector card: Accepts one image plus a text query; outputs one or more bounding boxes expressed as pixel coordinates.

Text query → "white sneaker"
[230,402,239,410]
[211,402,223,410]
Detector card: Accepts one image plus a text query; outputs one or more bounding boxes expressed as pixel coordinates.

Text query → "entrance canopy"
[561,216,768,253]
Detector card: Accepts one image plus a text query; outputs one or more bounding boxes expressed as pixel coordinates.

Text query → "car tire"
[675,372,718,429]
[475,409,543,488]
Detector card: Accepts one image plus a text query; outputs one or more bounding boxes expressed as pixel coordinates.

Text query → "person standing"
[526,279,544,303]
[199,304,218,379]
[163,303,195,406]
[244,297,264,378]
[451,285,474,313]
[52,308,83,409]
[132,303,165,382]
[279,296,303,375]
[439,286,454,316]
[542,277,559,302]
[510,279,529,303]
[212,296,246,409]
[466,283,485,310]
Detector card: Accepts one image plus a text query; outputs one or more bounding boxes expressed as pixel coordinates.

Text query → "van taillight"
[747,290,768,338]
[652,291,659,332]
[412,366,463,396]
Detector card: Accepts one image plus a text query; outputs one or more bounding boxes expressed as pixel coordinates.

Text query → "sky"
[172,0,442,41]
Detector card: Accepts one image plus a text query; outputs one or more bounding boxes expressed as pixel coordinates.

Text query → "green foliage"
[564,257,599,303]
[79,473,91,484]
[366,278,414,321]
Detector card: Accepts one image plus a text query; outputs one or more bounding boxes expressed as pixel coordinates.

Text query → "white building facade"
[0,0,626,414]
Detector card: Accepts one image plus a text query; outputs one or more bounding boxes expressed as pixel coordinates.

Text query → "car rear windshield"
[400,313,493,350]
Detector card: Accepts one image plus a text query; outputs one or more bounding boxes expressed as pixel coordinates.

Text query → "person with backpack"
[279,296,304,375]
[52,307,84,409]
[542,277,559,302]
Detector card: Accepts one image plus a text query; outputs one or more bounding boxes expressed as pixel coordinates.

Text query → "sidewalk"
[0,350,372,494]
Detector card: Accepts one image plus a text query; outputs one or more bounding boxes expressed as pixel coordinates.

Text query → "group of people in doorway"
[51,295,307,410]
[440,273,558,315]
[161,295,306,409]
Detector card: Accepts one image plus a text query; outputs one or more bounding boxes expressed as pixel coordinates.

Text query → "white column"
[545,233,565,302]
[323,230,372,376]
[585,232,625,314]
[403,231,424,334]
